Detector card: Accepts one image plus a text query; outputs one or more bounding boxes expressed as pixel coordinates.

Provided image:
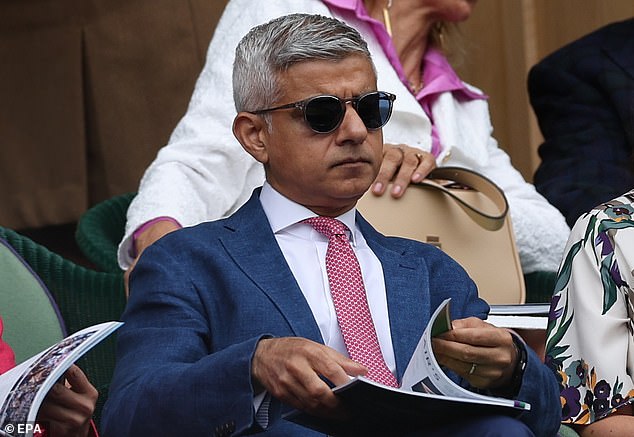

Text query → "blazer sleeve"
[514,340,562,437]
[529,40,634,227]
[102,244,266,436]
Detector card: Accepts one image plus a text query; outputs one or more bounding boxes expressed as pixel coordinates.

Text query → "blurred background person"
[529,18,634,227]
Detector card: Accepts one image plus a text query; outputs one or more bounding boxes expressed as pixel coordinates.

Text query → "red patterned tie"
[304,217,398,387]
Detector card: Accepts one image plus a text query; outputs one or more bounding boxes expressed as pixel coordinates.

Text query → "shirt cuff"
[253,391,271,429]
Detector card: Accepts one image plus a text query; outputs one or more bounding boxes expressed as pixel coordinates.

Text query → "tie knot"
[304,217,349,239]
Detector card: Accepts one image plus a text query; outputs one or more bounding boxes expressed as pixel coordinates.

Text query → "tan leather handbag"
[357,167,525,304]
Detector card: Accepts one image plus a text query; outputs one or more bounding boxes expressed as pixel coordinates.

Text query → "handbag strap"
[418,167,509,231]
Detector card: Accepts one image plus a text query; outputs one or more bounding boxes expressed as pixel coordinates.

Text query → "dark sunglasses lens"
[357,92,393,130]
[304,96,344,133]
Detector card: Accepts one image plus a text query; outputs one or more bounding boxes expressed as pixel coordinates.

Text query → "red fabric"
[304,217,398,387]
[0,317,16,374]
[33,421,99,437]
[89,420,99,437]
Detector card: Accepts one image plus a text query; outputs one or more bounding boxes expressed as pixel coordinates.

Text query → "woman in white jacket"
[119,0,569,279]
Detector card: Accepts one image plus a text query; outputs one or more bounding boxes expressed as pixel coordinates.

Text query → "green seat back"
[558,424,581,436]
[524,271,558,303]
[76,192,136,273]
[0,239,66,364]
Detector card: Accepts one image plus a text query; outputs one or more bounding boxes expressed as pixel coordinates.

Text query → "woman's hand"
[371,143,436,198]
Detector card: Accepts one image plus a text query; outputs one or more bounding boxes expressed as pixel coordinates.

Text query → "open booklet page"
[285,299,529,434]
[0,321,122,437]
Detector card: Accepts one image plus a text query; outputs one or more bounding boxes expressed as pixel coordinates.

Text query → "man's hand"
[124,219,181,297]
[371,143,436,198]
[431,318,518,391]
[36,365,98,437]
[251,338,367,418]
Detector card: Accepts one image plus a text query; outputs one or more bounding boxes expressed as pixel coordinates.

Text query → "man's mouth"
[333,157,370,167]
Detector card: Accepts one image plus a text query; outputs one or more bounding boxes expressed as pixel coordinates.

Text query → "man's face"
[261,55,384,216]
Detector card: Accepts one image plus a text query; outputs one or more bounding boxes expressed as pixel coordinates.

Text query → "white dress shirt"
[259,182,397,373]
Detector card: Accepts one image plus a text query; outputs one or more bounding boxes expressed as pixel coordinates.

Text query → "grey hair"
[232,13,375,116]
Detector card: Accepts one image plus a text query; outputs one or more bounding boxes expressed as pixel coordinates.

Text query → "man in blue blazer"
[102,13,560,437]
[529,18,634,227]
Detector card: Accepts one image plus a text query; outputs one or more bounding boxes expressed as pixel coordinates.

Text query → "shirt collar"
[322,0,361,13]
[419,48,485,100]
[259,182,358,245]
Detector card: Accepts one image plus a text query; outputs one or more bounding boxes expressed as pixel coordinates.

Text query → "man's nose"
[335,103,368,144]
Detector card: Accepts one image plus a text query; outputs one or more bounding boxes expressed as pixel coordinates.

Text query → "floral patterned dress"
[546,189,634,425]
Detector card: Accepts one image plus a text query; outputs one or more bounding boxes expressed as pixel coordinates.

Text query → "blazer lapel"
[220,191,323,344]
[357,214,430,381]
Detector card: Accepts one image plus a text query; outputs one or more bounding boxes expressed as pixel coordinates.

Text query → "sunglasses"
[249,91,396,134]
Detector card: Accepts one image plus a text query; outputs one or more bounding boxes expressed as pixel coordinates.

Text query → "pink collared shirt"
[323,0,486,156]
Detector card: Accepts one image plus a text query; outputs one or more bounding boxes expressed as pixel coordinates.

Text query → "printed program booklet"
[285,299,530,435]
[0,321,122,437]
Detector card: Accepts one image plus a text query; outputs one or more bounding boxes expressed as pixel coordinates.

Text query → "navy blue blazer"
[529,18,634,227]
[101,190,560,436]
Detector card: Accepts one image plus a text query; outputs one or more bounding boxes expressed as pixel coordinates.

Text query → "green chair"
[558,424,580,436]
[0,238,66,364]
[524,270,558,303]
[0,226,125,427]
[75,192,136,273]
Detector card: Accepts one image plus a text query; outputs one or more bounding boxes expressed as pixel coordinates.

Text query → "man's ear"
[233,112,269,164]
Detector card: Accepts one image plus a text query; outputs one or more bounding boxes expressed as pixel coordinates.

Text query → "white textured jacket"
[119,0,570,273]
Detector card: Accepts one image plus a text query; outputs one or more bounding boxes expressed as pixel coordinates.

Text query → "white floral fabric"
[547,189,634,424]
